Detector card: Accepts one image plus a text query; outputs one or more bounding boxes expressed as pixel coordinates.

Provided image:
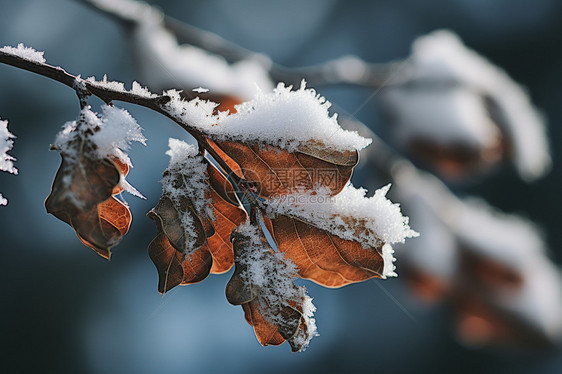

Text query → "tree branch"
[75,0,411,89]
[0,49,244,185]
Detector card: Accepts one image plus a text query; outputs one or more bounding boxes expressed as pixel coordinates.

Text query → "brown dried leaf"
[147,159,246,293]
[212,140,358,198]
[45,143,132,259]
[242,302,286,347]
[206,138,244,180]
[147,231,184,292]
[147,231,213,293]
[266,214,385,288]
[148,195,213,254]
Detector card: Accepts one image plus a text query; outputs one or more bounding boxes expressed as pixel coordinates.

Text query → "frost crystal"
[85,76,158,99]
[0,43,46,64]
[236,222,318,351]
[130,81,157,98]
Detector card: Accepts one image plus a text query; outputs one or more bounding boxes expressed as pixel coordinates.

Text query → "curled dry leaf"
[147,158,246,293]
[45,141,132,259]
[226,223,317,352]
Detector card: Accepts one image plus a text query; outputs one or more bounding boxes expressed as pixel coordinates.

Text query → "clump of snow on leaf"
[216,81,372,152]
[161,138,213,220]
[0,43,46,64]
[91,105,147,165]
[236,222,318,351]
[161,81,370,153]
[264,183,417,278]
[53,105,146,197]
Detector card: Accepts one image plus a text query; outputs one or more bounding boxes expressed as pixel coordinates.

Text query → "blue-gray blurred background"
[1,0,562,373]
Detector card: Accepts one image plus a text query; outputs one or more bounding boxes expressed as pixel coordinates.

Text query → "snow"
[329,55,368,83]
[454,199,546,271]
[263,183,418,278]
[265,183,417,248]
[53,106,145,198]
[87,74,126,92]
[398,192,458,280]
[161,81,371,154]
[235,222,318,351]
[130,81,158,98]
[384,85,500,149]
[0,193,6,206]
[85,0,161,25]
[385,30,550,181]
[393,162,562,338]
[163,90,223,130]
[85,76,158,99]
[159,138,214,253]
[73,75,88,93]
[192,87,209,93]
[0,118,17,175]
[0,43,46,64]
[91,105,147,165]
[162,138,213,219]
[381,244,398,278]
[454,199,562,339]
[215,81,372,152]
